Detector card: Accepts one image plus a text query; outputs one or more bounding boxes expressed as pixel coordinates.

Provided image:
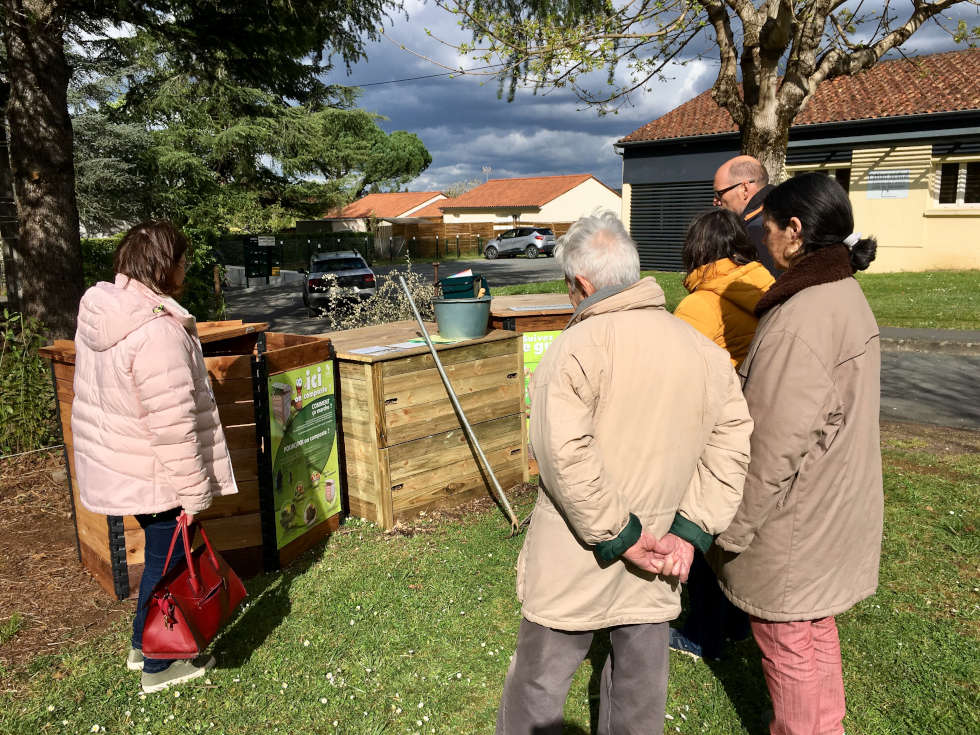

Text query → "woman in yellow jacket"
[674,208,776,367]
[670,208,774,659]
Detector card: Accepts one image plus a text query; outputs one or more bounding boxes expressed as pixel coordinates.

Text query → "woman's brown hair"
[682,208,757,274]
[113,220,189,295]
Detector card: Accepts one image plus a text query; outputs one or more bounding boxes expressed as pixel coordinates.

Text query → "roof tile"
[620,49,980,144]
[336,192,444,219]
[439,174,595,209]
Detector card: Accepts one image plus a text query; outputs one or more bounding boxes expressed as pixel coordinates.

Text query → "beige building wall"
[789,144,979,272]
[443,210,533,225]
[849,144,979,272]
[536,178,622,221]
[621,182,632,233]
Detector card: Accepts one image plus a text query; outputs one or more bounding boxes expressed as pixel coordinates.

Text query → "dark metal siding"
[933,140,980,156]
[785,148,852,166]
[630,181,714,271]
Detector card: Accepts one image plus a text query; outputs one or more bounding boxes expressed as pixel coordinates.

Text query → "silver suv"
[302,251,376,314]
[483,227,556,259]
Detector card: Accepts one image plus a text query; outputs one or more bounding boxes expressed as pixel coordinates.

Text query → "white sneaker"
[126,648,144,671]
[140,656,215,693]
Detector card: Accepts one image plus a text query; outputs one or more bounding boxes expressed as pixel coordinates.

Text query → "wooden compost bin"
[40,321,341,600]
[489,295,573,474]
[322,321,528,529]
[488,293,573,334]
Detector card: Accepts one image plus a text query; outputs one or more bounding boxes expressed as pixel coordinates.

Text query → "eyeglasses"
[713,179,755,201]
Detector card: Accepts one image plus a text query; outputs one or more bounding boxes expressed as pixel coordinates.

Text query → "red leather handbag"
[141,513,247,659]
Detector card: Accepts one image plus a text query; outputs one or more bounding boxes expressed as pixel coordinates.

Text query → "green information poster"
[522,331,561,428]
[267,360,341,549]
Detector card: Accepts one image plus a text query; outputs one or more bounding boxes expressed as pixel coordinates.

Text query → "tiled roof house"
[436,174,621,229]
[615,49,980,272]
[335,191,447,220]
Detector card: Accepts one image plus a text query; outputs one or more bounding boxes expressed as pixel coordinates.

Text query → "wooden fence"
[375,221,574,260]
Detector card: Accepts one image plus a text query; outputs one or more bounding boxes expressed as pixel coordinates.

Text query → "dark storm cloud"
[325,0,969,192]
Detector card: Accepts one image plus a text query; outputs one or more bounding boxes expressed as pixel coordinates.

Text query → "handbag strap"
[195,520,221,570]
[161,512,202,595]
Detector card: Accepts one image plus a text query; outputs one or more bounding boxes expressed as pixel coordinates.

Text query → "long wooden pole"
[397,276,521,535]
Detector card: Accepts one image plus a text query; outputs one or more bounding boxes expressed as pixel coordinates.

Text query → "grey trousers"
[496,618,669,735]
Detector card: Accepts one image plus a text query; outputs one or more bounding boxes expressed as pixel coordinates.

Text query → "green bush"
[0,311,59,456]
[81,230,225,321]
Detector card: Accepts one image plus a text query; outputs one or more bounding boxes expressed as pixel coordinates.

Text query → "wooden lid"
[197,320,269,343]
[38,320,269,364]
[490,293,573,317]
[319,320,517,363]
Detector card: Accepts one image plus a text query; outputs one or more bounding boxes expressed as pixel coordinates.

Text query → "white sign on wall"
[257,235,276,247]
[866,169,910,199]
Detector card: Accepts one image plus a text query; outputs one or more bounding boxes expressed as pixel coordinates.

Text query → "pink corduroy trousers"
[750,616,847,735]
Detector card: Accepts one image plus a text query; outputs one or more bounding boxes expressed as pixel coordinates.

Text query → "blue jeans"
[132,508,185,674]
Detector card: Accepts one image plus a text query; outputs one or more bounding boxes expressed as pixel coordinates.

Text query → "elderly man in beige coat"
[496,211,754,735]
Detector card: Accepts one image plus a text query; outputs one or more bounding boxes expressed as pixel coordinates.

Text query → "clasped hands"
[622,531,695,582]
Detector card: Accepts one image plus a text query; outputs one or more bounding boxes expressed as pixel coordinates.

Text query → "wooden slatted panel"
[629,181,714,271]
[382,353,520,410]
[387,413,522,484]
[379,336,517,377]
[384,383,522,445]
[392,456,525,522]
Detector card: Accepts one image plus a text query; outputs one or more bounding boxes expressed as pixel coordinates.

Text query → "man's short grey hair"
[555,210,641,291]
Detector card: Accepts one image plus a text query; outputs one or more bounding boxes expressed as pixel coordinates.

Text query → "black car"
[302,251,376,314]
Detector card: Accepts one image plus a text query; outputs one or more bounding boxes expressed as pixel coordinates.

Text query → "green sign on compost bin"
[522,331,561,429]
[267,360,341,549]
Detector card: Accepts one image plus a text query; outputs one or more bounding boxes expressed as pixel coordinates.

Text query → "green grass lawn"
[2,424,977,734]
[496,270,980,330]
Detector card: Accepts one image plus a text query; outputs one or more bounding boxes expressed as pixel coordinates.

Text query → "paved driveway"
[880,351,980,430]
[225,258,563,335]
[373,257,564,285]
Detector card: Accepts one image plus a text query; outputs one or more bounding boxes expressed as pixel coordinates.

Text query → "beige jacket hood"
[519,277,753,630]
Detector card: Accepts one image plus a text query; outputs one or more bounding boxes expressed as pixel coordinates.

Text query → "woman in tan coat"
[671,209,774,661]
[713,173,883,735]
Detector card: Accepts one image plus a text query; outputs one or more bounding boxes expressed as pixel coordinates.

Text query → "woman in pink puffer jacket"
[72,221,237,694]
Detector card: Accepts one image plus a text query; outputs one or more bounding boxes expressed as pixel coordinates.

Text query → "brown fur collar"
[754,244,854,317]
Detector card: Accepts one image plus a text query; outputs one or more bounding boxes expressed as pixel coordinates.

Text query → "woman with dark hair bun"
[711,173,883,734]
[669,208,773,661]
[72,220,238,693]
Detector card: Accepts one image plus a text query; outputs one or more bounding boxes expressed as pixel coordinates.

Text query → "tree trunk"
[3,0,84,338]
[740,101,792,186]
[0,82,19,309]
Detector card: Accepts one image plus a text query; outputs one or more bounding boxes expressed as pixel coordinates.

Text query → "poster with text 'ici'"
[267,360,341,550]
[522,331,561,429]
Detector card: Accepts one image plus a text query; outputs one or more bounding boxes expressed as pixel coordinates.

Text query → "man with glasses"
[713,155,779,276]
